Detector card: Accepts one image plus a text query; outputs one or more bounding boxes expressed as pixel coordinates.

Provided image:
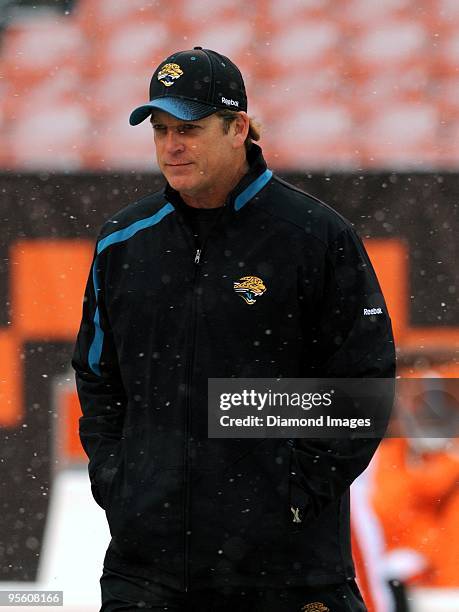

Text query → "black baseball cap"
[129,47,247,125]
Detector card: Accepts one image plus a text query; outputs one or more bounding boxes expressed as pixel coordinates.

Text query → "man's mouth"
[165,162,193,167]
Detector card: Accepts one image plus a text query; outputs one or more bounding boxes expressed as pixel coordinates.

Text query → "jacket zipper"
[182,209,225,591]
[183,257,199,592]
[183,237,209,591]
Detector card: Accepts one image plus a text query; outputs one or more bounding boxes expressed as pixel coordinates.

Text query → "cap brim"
[129,97,218,125]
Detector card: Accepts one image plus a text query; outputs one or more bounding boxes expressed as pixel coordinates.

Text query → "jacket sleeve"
[291,226,396,522]
[72,245,126,508]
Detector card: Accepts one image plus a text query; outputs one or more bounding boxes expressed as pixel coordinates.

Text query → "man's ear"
[232,112,250,149]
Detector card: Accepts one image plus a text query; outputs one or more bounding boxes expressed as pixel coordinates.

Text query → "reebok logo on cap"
[221,97,239,107]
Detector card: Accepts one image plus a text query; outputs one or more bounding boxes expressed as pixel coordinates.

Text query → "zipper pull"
[291,506,302,523]
[194,248,201,264]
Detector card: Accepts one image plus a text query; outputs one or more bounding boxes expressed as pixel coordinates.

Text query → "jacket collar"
[164,144,272,214]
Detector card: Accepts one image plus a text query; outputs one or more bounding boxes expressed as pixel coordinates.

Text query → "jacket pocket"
[92,442,124,510]
[215,440,291,544]
[105,467,183,564]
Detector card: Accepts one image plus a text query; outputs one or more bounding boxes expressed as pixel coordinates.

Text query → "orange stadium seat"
[348,20,430,78]
[259,18,342,80]
[360,102,439,168]
[74,0,176,37]
[337,0,415,28]
[256,65,349,121]
[263,102,359,170]
[88,109,158,171]
[83,19,179,79]
[432,29,459,78]
[430,75,459,122]
[434,0,459,26]
[347,18,432,120]
[9,103,90,169]
[346,65,432,124]
[173,0,251,23]
[3,65,83,123]
[87,72,147,122]
[261,0,335,22]
[0,15,84,88]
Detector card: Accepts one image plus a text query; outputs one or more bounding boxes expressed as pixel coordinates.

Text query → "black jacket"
[73,145,395,590]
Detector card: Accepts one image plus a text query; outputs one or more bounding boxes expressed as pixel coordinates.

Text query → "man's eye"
[177,125,197,133]
[152,125,166,132]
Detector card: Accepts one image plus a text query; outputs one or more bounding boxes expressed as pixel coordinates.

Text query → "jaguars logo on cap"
[233,276,266,305]
[157,63,184,87]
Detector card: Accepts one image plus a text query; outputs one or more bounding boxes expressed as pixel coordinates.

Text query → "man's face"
[151,110,242,197]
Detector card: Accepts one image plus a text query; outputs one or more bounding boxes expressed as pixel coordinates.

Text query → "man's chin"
[167,177,193,192]
[165,172,199,193]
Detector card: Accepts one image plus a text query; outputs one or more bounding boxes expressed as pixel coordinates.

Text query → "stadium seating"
[262,0,334,22]
[337,0,416,28]
[0,0,458,169]
[89,109,159,171]
[260,19,342,77]
[74,0,173,36]
[264,103,358,170]
[9,103,90,169]
[87,72,146,122]
[0,14,84,87]
[360,101,439,168]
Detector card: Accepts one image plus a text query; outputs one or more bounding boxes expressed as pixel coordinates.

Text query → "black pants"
[100,567,367,611]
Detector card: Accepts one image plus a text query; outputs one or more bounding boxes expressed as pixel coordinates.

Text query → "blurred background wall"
[0,1,458,610]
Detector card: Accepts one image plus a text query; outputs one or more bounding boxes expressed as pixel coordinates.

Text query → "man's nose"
[164,129,185,155]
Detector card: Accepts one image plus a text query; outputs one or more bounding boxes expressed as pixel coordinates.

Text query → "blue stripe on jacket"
[88,203,175,375]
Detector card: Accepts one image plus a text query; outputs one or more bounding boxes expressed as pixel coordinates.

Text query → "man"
[73,47,395,611]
